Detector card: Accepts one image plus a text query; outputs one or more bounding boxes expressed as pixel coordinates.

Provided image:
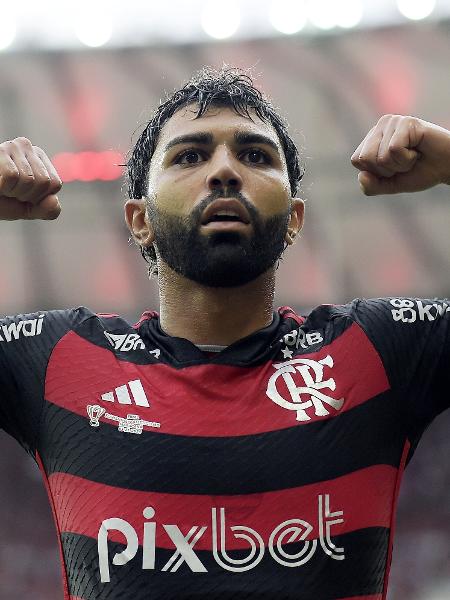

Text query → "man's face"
[138,104,301,287]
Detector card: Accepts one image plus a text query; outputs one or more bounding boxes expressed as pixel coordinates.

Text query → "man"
[0,67,448,599]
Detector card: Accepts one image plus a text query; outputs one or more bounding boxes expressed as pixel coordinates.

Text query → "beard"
[146,191,290,287]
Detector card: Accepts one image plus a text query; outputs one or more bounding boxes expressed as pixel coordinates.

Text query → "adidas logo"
[101,379,149,408]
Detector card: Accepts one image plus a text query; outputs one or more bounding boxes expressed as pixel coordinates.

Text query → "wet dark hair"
[125,66,304,273]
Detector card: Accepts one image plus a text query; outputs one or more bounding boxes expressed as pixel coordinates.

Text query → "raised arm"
[0,137,62,220]
[350,115,450,437]
[0,137,69,451]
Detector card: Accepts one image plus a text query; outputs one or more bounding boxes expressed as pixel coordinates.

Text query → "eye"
[174,150,206,165]
[241,149,271,165]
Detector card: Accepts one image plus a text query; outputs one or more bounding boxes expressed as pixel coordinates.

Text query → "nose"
[206,147,243,193]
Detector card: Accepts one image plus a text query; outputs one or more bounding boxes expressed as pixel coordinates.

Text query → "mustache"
[190,189,260,224]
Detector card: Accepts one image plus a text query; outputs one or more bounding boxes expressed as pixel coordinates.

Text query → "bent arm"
[0,137,64,451]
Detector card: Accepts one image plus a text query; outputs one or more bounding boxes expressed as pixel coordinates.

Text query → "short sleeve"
[348,297,450,447]
[0,308,88,455]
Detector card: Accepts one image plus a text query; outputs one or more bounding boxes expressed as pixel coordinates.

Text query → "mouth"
[201,219,250,231]
[200,198,251,231]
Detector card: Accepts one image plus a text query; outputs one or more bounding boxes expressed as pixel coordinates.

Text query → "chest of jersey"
[39,322,402,511]
[35,323,406,598]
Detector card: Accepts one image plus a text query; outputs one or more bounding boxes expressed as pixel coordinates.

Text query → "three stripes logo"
[87,379,161,434]
[101,379,149,407]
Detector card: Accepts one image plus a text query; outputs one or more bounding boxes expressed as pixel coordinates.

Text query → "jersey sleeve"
[0,307,90,456]
[347,297,450,448]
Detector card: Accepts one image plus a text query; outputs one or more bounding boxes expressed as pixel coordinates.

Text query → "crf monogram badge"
[266,355,344,421]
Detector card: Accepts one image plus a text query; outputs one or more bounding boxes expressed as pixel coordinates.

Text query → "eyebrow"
[234,131,280,153]
[164,133,213,152]
[164,131,280,154]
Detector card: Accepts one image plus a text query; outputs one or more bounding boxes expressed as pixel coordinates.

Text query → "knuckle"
[388,143,402,153]
[34,174,52,189]
[6,140,19,152]
[33,146,49,161]
[378,114,393,124]
[376,154,390,166]
[2,167,20,183]
[19,178,35,192]
[15,136,32,148]
[29,182,49,199]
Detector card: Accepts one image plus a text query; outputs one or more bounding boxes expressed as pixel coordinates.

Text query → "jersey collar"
[139,308,302,367]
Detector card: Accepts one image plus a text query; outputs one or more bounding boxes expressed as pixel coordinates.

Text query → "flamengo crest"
[266,355,344,421]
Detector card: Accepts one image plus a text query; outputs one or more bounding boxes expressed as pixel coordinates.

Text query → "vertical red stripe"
[35,451,70,600]
[382,439,411,599]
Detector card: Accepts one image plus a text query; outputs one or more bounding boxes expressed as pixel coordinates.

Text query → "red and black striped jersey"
[0,297,449,600]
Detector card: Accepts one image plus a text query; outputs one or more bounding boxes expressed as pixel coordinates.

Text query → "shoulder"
[334,296,450,328]
[280,296,450,355]
[0,306,143,346]
[0,307,90,343]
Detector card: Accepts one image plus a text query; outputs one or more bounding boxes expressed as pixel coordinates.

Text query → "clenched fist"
[0,137,62,220]
[351,115,450,196]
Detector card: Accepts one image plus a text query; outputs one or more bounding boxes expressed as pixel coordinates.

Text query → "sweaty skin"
[0,114,449,346]
[125,105,304,346]
[123,111,450,347]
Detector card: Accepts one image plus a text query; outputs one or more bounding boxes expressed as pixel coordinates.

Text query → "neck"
[157,265,276,346]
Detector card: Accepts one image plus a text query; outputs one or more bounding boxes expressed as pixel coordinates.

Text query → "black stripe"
[349,297,450,451]
[73,306,353,368]
[0,308,84,455]
[62,527,388,600]
[40,390,405,494]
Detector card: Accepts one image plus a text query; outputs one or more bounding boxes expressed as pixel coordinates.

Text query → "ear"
[285,198,305,246]
[124,198,154,247]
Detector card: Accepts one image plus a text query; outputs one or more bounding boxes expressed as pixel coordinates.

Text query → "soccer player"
[0,67,448,600]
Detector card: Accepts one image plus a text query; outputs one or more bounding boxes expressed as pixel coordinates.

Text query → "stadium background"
[0,1,449,598]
